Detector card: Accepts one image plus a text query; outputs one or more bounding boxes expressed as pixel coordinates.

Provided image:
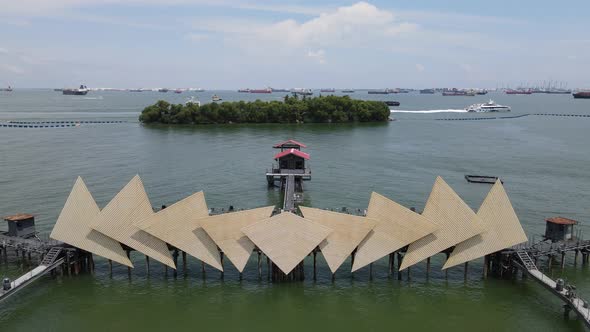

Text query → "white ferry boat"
[466,99,511,112]
[211,94,222,102]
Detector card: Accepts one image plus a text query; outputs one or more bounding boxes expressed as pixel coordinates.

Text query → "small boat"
[0,86,13,92]
[573,91,590,99]
[466,99,511,112]
[185,96,201,106]
[63,85,89,95]
[384,101,400,106]
[158,88,169,93]
[465,175,503,184]
[342,89,355,93]
[212,94,222,102]
[174,89,183,94]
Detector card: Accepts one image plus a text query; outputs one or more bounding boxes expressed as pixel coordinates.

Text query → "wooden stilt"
[426,257,431,279]
[483,255,489,279]
[313,251,317,281]
[397,252,402,280]
[445,252,450,279]
[145,255,150,275]
[173,249,179,278]
[267,256,270,280]
[126,250,131,278]
[388,253,393,276]
[182,251,187,272]
[201,260,206,278]
[561,251,566,269]
[351,251,356,278]
[257,251,262,279]
[548,254,553,270]
[66,252,71,276]
[369,263,373,281]
[220,252,224,279]
[574,250,579,266]
[407,266,411,280]
[89,254,94,273]
[464,262,468,281]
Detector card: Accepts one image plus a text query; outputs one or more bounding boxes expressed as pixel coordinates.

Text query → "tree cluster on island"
[139,95,391,124]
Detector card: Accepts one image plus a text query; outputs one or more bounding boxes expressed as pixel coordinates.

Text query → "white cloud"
[307,49,326,64]
[0,64,25,74]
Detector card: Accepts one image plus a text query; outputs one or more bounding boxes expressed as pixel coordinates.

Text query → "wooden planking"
[50,177,133,267]
[400,176,486,270]
[135,191,223,271]
[351,192,437,272]
[242,212,332,275]
[443,180,527,269]
[90,175,175,268]
[201,206,275,272]
[299,206,377,273]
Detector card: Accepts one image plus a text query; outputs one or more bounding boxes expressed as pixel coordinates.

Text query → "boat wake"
[390,109,467,114]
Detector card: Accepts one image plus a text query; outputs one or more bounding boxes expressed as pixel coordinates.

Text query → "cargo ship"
[442,89,475,96]
[158,88,169,93]
[238,88,250,93]
[573,91,590,99]
[270,88,290,92]
[63,85,89,95]
[174,89,183,94]
[505,89,532,95]
[320,88,335,93]
[342,89,355,93]
[419,89,435,94]
[291,88,313,96]
[368,89,389,94]
[250,88,272,93]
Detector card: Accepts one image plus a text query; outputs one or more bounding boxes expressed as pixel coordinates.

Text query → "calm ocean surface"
[0,89,589,331]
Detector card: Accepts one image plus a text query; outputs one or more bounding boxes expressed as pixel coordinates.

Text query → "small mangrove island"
[139,95,391,124]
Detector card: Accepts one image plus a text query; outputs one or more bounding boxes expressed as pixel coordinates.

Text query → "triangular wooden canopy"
[400,177,486,271]
[352,192,437,272]
[443,181,527,269]
[242,212,332,274]
[135,191,223,271]
[90,175,175,268]
[299,206,376,273]
[201,206,275,272]
[50,177,133,267]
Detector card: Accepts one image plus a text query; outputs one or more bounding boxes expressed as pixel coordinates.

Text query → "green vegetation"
[139,95,390,124]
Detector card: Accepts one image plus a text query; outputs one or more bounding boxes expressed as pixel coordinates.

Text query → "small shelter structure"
[4,213,36,238]
[545,217,577,242]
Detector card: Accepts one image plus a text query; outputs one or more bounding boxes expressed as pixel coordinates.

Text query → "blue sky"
[1,0,589,88]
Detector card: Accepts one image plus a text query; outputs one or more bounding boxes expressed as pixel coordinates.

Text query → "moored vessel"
[420,89,435,94]
[505,89,532,95]
[320,88,335,93]
[0,85,13,92]
[212,94,222,102]
[158,88,169,93]
[291,88,313,96]
[238,88,250,93]
[384,101,400,106]
[341,89,355,93]
[250,88,272,93]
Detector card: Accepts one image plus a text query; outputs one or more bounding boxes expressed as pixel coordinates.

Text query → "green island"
[139,95,391,124]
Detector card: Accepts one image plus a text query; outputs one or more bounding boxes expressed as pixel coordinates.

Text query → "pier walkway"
[515,250,590,328]
[0,247,64,302]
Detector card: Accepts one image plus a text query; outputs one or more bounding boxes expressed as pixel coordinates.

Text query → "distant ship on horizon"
[0,85,13,92]
[62,85,89,95]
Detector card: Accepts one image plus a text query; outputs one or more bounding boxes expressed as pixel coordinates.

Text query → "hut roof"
[299,206,377,273]
[443,180,528,269]
[201,206,275,272]
[273,149,310,160]
[4,213,34,222]
[273,140,307,148]
[50,177,132,267]
[352,192,438,272]
[546,217,577,225]
[242,212,332,274]
[400,176,486,271]
[134,191,223,271]
[90,175,175,268]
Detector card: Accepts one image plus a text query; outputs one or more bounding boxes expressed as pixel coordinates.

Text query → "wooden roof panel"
[443,181,528,269]
[50,177,132,267]
[134,191,223,271]
[400,177,486,270]
[90,175,175,268]
[299,207,377,273]
[242,212,332,274]
[201,206,275,272]
[351,192,438,272]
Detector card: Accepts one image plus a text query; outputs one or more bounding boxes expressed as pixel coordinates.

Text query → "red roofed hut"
[544,217,578,242]
[273,139,307,151]
[266,141,311,186]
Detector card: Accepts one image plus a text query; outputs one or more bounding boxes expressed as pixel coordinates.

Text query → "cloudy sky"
[1,0,589,88]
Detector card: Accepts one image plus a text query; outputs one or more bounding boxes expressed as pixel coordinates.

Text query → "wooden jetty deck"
[0,247,64,302]
[514,250,590,328]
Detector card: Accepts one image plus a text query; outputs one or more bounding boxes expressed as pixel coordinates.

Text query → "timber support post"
[313,251,317,281]
[397,252,402,281]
